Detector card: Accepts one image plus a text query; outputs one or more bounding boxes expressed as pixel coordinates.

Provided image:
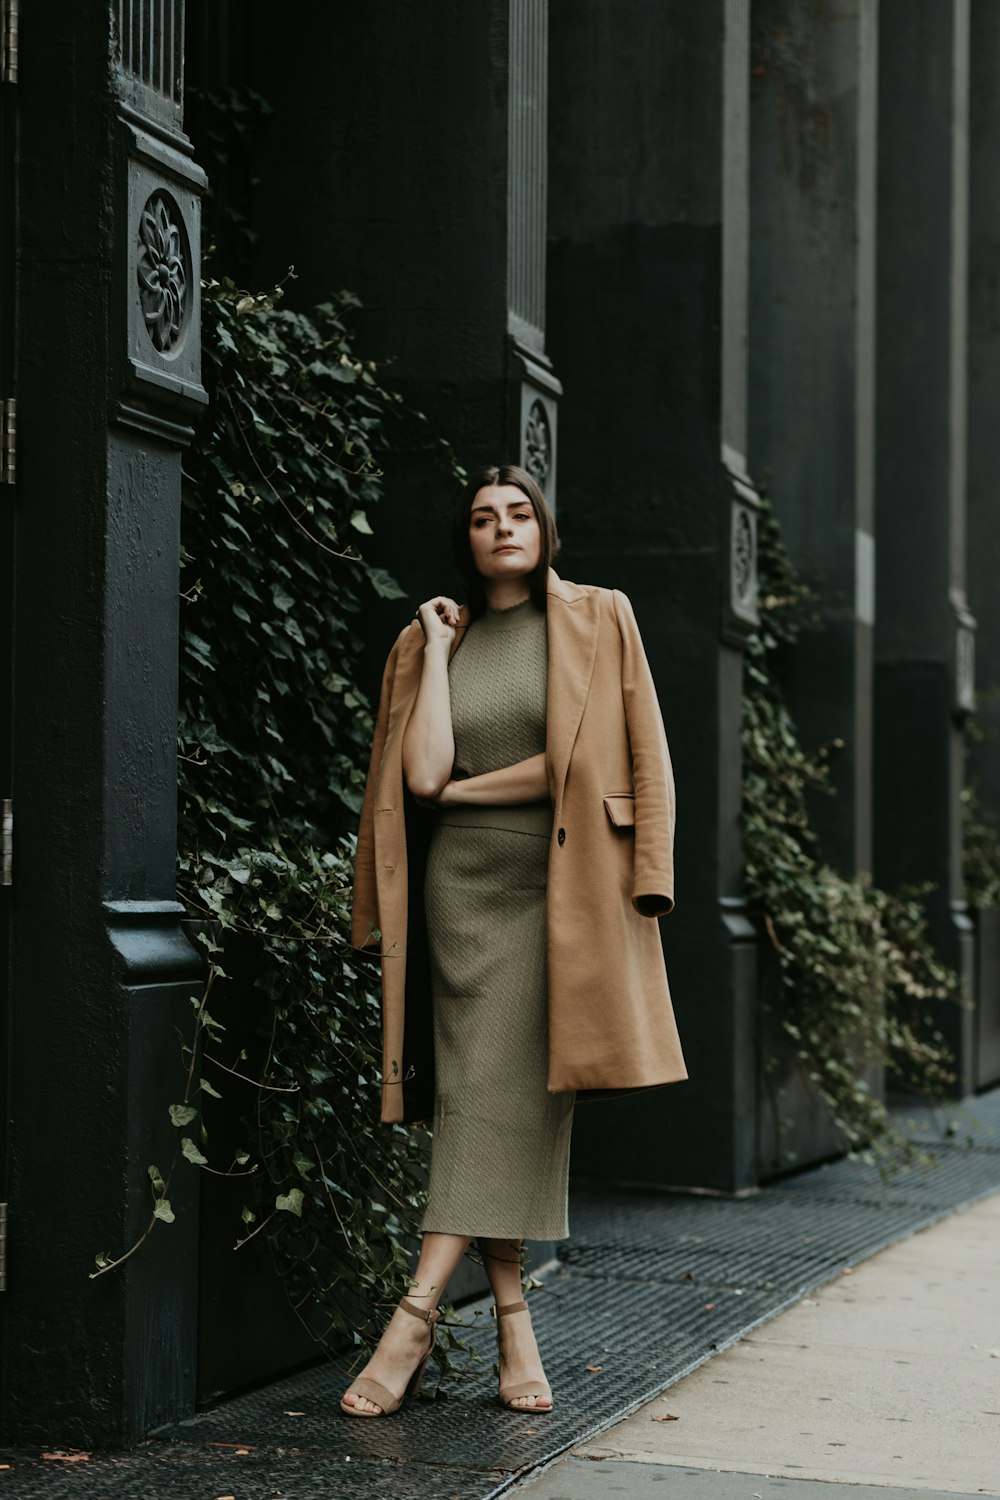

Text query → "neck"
[483,578,532,610]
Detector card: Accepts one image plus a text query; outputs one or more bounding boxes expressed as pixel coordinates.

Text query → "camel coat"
[350,568,688,1124]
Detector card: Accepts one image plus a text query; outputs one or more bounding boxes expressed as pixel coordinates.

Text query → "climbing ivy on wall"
[170,271,462,1351]
[742,500,961,1171]
[962,772,1000,910]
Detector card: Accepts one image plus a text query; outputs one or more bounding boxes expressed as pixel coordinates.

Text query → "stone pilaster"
[3,0,205,1445]
[966,0,1000,1088]
[747,0,880,1168]
[874,0,976,1092]
[548,0,759,1191]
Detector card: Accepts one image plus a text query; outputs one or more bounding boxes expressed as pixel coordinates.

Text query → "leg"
[480,1237,553,1411]
[341,1232,471,1415]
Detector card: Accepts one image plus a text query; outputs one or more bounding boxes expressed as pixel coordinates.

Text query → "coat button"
[557,827,566,845]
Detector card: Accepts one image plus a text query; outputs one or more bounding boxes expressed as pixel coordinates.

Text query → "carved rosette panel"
[722,455,760,642]
[524,399,552,491]
[137,191,189,353]
[955,619,976,716]
[121,125,207,438]
[732,505,755,608]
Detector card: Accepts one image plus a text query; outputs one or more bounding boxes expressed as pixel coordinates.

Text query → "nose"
[496,515,513,536]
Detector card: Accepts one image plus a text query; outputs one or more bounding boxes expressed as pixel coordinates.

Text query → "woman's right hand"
[415,596,461,646]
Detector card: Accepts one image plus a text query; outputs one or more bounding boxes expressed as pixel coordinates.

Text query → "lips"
[494,545,520,553]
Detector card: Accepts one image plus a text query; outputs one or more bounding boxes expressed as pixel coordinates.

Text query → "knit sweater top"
[436,595,552,837]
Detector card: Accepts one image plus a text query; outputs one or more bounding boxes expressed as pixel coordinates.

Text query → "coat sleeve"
[350,629,405,949]
[612,589,676,917]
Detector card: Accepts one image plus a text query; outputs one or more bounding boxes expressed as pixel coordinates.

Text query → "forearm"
[441,753,549,807]
[402,643,456,798]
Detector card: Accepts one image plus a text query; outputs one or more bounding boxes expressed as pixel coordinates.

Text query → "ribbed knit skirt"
[420,815,575,1241]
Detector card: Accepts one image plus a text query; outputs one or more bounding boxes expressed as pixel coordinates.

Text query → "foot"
[341,1302,436,1415]
[497,1305,553,1411]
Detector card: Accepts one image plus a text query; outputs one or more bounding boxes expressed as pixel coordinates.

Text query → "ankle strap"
[399,1296,440,1325]
[491,1299,529,1318]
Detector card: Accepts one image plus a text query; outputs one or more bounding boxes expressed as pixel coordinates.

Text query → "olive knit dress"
[420,595,575,1241]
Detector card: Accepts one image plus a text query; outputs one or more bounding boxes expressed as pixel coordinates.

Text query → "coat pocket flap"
[603,793,636,828]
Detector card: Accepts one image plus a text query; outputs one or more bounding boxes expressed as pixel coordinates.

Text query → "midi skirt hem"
[419,1218,571,1242]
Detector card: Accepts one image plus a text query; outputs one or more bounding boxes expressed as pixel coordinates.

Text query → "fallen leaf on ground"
[235,1448,252,1455]
[42,1453,90,1463]
[989,1349,1000,1359]
[209,1442,256,1449]
[842,1267,854,1275]
[652,1412,679,1422]
[584,1364,603,1373]
[284,1410,306,1416]
[0,1464,10,1470]
[704,1303,716,1311]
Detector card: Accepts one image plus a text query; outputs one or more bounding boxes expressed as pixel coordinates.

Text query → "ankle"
[399,1296,440,1324]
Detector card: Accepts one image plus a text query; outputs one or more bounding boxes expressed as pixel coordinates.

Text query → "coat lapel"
[545,568,601,808]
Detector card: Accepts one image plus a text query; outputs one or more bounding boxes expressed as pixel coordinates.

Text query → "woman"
[342,464,687,1418]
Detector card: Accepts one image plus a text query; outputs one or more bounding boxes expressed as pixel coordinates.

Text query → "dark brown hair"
[452,464,560,619]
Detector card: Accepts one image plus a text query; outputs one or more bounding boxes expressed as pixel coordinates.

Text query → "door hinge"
[1,399,14,484]
[1,0,17,84]
[1,798,11,886]
[0,1203,7,1290]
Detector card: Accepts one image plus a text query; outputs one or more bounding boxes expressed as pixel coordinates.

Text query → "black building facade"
[1,0,998,1446]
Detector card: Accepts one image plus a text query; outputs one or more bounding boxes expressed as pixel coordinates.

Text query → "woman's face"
[468,484,542,581]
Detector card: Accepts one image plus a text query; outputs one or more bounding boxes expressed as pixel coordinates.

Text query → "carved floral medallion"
[137,191,189,353]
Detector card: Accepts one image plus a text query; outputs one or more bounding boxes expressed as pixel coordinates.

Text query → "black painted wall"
[234,0,515,678]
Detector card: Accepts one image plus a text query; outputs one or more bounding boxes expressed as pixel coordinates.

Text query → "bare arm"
[401,596,460,799]
[436,753,549,807]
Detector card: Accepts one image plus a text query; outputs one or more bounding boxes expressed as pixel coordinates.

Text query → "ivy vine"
[743,498,961,1172]
[90,270,469,1373]
[962,768,1000,910]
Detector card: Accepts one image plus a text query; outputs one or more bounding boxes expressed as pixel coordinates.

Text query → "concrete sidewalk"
[517,1189,1000,1499]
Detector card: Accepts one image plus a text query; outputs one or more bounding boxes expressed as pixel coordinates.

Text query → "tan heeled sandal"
[493,1299,554,1411]
[339,1297,440,1418]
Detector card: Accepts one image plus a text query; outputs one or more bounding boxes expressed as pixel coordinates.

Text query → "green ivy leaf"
[181,1136,209,1166]
[275,1188,304,1216]
[152,1198,176,1224]
[366,566,407,601]
[169,1104,198,1127]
